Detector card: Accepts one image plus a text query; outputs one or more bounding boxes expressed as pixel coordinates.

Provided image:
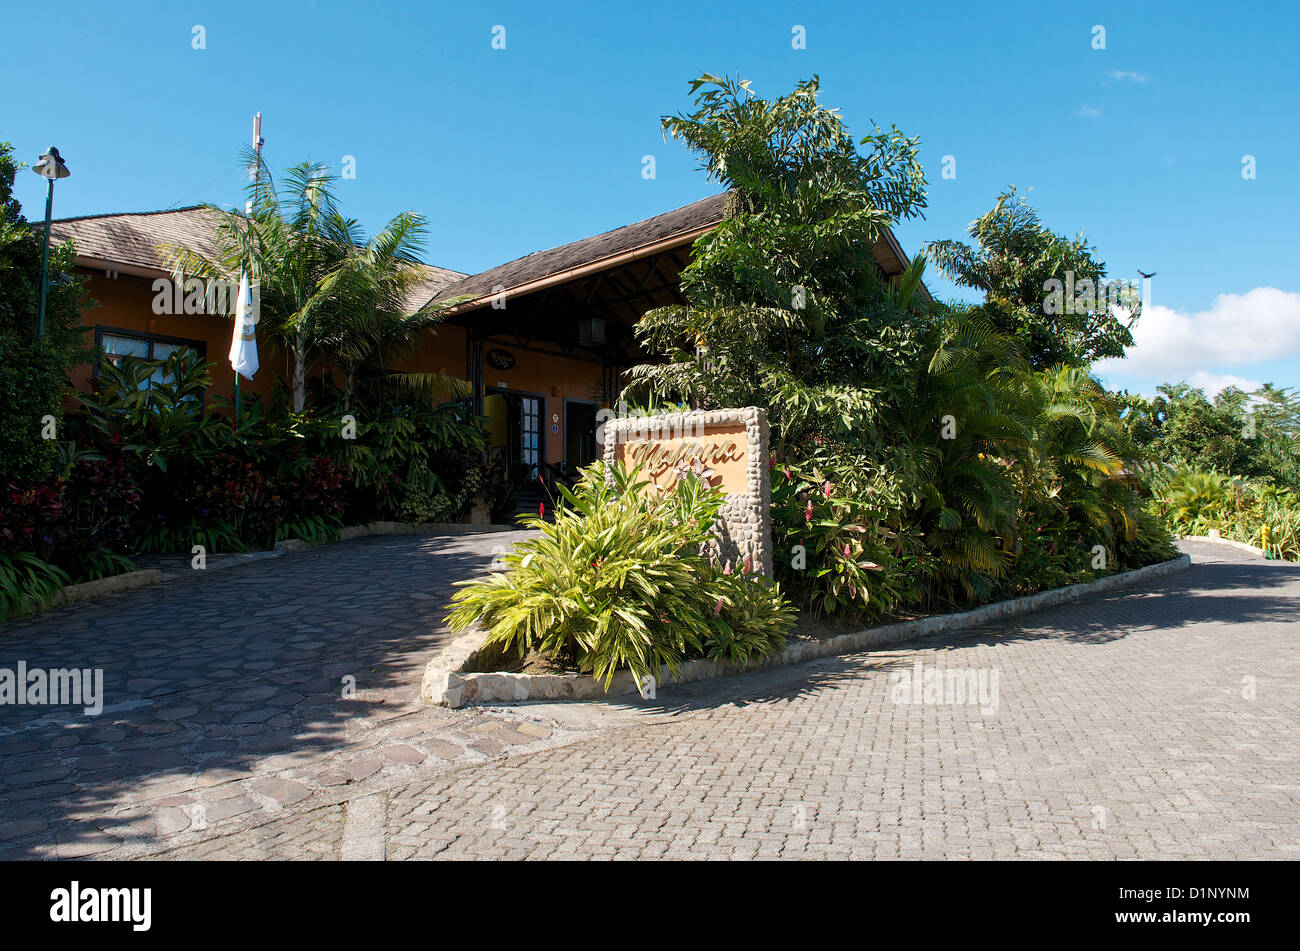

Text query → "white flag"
[229,272,259,381]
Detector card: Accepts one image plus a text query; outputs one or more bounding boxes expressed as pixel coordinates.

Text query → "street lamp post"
[32,146,70,339]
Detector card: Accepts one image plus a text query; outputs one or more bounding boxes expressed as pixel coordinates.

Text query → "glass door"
[519,395,541,478]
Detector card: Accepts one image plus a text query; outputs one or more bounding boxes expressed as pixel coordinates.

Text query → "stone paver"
[166,540,1300,859]
[4,538,1298,860]
[0,529,581,859]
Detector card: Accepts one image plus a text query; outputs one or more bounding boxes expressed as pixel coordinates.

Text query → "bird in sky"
[1137,269,1157,279]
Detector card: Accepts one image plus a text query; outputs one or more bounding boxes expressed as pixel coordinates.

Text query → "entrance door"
[565,400,598,474]
[485,388,544,481]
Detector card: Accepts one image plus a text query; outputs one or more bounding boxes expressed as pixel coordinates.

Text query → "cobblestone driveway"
[0,530,574,859]
[2,539,1297,859]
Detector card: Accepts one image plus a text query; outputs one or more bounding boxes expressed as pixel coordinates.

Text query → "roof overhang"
[439,223,715,318]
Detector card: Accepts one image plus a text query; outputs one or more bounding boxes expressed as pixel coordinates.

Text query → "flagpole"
[234,112,264,429]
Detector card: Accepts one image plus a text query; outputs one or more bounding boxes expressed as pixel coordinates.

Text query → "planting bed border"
[24,521,524,619]
[1177,534,1269,558]
[420,554,1193,708]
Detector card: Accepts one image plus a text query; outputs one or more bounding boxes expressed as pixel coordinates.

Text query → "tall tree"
[630,73,929,455]
[928,187,1139,369]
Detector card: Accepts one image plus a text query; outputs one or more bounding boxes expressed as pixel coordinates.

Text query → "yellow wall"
[393,331,606,467]
[69,269,610,469]
[72,269,279,408]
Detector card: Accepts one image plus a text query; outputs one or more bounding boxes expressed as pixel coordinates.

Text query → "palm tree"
[163,150,358,412]
[314,211,470,411]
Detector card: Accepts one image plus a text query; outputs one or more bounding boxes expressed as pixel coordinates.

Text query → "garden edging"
[420,554,1193,708]
[1177,534,1268,557]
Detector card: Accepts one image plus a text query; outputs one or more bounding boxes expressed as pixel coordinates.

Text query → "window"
[94,326,206,397]
[520,395,541,476]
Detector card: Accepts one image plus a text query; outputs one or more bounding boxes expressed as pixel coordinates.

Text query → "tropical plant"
[0,550,68,621]
[446,462,795,687]
[928,187,1139,369]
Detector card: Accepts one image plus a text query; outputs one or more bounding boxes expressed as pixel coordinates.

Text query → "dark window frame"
[93,324,208,408]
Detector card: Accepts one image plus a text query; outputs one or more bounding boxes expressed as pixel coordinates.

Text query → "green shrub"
[0,550,68,621]
[0,334,66,481]
[446,462,795,687]
[770,457,901,618]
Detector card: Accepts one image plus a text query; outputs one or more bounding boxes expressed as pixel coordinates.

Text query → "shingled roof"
[48,205,468,307]
[429,194,728,309]
[49,205,225,278]
[49,194,925,315]
[428,191,928,310]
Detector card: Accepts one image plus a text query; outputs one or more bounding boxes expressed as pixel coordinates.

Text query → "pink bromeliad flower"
[823,480,833,499]
[743,555,752,574]
[805,499,813,523]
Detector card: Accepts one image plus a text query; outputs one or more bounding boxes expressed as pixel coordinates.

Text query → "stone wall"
[601,406,772,577]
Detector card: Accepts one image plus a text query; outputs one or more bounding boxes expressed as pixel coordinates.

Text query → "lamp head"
[33,147,70,181]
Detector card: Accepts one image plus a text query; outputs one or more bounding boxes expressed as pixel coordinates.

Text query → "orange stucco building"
[49,194,924,480]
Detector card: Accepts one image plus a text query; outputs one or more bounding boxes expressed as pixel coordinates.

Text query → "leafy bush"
[1154,468,1300,561]
[0,335,67,481]
[446,462,795,687]
[770,457,899,618]
[0,550,69,621]
[0,142,88,482]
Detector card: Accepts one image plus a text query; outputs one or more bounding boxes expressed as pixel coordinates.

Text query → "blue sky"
[4,0,1297,396]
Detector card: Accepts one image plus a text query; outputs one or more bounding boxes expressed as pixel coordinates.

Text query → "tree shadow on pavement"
[0,530,534,860]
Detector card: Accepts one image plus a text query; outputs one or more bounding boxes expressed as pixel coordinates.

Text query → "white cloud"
[1188,371,1264,396]
[1105,69,1148,82]
[1077,105,1103,118]
[1095,287,1300,389]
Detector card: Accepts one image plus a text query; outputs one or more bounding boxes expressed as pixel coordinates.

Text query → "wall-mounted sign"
[485,348,515,370]
[602,407,771,576]
[618,424,749,494]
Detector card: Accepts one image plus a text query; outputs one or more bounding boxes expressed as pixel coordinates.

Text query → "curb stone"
[1177,535,1269,557]
[56,569,165,606]
[421,554,1193,708]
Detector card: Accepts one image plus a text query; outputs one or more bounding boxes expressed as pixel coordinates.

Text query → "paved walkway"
[0,530,581,859]
[1,538,1296,859]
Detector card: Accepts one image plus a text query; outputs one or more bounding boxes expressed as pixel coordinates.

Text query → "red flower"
[805,500,813,523]
[539,502,545,519]
[823,480,833,499]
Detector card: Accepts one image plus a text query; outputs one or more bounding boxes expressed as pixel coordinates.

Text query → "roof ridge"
[51,204,212,224]
[458,192,724,274]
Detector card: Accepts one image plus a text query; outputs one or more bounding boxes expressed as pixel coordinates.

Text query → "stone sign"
[600,407,772,577]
